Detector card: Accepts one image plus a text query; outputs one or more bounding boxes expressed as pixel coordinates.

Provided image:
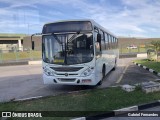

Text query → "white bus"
[33,19,118,86]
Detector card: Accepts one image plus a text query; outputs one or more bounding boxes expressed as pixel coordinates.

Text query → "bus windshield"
[42,33,94,65]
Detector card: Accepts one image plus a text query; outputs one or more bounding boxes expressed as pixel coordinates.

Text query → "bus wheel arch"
[96,64,106,86]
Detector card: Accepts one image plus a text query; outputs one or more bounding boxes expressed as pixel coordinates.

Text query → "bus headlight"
[81,67,94,77]
[43,67,55,76]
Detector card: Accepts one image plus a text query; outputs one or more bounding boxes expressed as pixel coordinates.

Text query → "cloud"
[0,0,159,37]
[0,1,57,33]
[79,0,160,37]
[67,0,147,34]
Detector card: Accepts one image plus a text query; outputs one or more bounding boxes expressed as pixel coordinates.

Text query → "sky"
[0,0,160,38]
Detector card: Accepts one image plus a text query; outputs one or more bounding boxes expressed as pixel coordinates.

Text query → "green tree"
[150,40,160,62]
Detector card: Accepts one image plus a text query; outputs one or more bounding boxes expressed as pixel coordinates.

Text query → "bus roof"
[44,19,117,38]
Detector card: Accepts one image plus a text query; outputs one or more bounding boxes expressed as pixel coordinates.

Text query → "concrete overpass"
[0,34,26,51]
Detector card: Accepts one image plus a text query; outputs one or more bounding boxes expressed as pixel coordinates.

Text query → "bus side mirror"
[97,34,101,43]
[32,41,35,50]
[30,33,41,50]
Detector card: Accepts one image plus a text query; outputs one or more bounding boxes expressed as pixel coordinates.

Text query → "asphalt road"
[0,58,159,102]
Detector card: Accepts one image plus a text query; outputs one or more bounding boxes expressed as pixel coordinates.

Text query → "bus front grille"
[50,67,83,72]
[56,73,78,76]
[58,78,76,82]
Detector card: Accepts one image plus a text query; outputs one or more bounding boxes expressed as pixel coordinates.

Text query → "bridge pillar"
[18,39,23,51]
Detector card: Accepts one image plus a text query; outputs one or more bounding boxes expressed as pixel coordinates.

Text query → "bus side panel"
[95,49,119,84]
[95,57,103,84]
[102,50,113,73]
[102,49,119,74]
[102,52,109,74]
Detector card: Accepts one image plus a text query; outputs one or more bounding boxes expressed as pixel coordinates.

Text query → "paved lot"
[0,58,159,102]
[117,62,160,85]
[100,58,160,87]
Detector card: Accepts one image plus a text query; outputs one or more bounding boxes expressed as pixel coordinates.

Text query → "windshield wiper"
[68,31,80,43]
[51,33,62,44]
[51,32,80,65]
[51,33,67,64]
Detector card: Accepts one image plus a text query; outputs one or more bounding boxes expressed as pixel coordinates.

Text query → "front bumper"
[43,73,96,85]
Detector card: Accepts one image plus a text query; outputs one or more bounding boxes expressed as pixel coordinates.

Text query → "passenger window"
[94,32,101,57]
[112,37,115,49]
[108,34,112,49]
[100,30,105,50]
[105,33,109,49]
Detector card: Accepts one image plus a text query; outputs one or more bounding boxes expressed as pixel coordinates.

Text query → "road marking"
[116,65,128,84]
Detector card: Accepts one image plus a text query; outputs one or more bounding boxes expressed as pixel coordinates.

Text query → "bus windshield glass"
[42,33,94,65]
[43,21,92,33]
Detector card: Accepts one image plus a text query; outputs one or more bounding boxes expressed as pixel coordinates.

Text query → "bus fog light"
[53,79,57,83]
[77,79,80,83]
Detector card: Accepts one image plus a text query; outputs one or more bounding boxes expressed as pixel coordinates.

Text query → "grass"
[119,47,147,54]
[1,87,160,120]
[0,51,41,61]
[134,59,160,72]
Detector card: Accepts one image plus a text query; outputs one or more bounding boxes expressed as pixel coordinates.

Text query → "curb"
[9,86,120,102]
[12,88,102,102]
[0,61,28,66]
[133,62,160,77]
[28,60,42,65]
[14,96,43,101]
[71,100,160,120]
[0,87,110,103]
